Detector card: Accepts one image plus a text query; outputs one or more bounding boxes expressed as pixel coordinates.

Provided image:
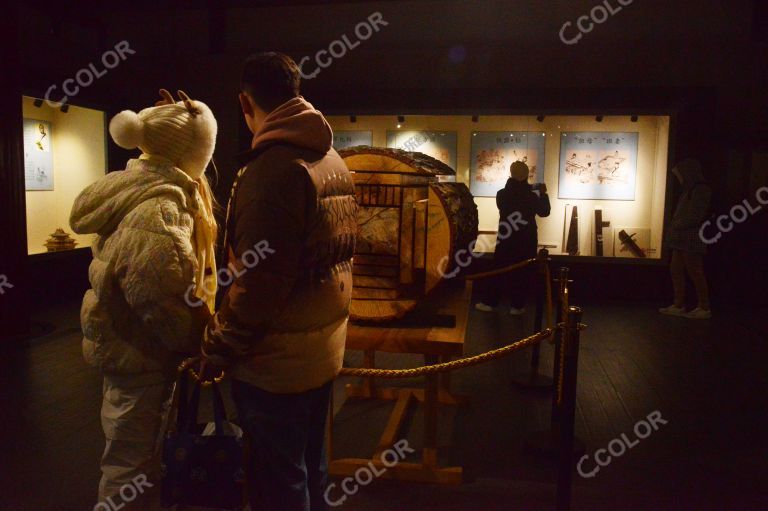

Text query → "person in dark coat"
[476,161,551,314]
[202,52,358,511]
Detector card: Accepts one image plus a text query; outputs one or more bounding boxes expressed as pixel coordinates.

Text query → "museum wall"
[326,115,669,258]
[8,0,767,307]
[22,97,105,255]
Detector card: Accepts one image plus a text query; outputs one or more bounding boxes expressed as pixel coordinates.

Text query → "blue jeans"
[232,379,332,511]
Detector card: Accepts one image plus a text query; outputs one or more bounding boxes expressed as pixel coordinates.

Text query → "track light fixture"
[350,115,357,123]
[537,115,545,122]
[33,98,43,107]
[631,115,638,122]
[595,115,604,122]
[60,103,70,113]
[471,115,479,123]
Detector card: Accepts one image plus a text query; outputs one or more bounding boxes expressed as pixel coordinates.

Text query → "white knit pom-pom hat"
[109,89,217,180]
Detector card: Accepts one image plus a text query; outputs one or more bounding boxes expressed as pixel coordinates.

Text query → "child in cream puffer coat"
[69,89,218,508]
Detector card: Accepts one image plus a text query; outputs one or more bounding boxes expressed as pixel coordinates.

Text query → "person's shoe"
[684,307,711,319]
[509,307,526,316]
[475,302,494,312]
[659,304,686,316]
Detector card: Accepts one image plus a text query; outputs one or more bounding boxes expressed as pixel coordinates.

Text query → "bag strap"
[176,367,190,432]
[210,380,227,436]
[175,363,229,436]
[182,373,202,433]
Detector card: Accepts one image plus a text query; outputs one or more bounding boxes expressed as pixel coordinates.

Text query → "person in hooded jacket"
[69,90,218,507]
[201,52,358,511]
[659,158,712,319]
[476,161,550,315]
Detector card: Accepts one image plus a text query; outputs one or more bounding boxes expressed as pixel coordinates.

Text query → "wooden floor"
[2,297,767,510]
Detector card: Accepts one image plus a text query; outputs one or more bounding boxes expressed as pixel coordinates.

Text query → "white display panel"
[386,130,458,170]
[558,131,639,201]
[470,131,546,197]
[23,119,54,191]
[333,130,372,150]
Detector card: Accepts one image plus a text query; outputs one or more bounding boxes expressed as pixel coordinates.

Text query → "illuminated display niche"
[327,114,670,260]
[21,96,107,255]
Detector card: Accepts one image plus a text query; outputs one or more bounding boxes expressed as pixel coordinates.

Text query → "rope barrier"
[339,327,558,378]
[463,257,537,281]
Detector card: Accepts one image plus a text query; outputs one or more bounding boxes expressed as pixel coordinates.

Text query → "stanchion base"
[510,371,554,392]
[524,430,585,459]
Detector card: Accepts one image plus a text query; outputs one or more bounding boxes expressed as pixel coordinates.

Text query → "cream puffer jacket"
[71,158,210,384]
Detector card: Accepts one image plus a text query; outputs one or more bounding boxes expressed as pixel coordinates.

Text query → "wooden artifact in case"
[339,146,478,321]
[44,228,77,252]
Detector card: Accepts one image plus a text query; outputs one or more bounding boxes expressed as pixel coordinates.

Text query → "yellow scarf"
[139,154,218,312]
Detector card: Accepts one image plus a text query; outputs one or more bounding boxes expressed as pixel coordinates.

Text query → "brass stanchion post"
[550,266,570,427]
[511,249,554,390]
[556,306,583,511]
[525,267,584,458]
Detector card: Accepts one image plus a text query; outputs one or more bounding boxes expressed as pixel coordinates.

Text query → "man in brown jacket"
[202,52,357,511]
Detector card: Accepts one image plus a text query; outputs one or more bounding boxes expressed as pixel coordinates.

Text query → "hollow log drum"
[339,146,478,321]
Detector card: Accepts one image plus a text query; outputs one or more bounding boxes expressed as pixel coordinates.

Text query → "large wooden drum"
[339,146,478,321]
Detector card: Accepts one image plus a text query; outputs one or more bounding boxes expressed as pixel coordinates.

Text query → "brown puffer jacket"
[204,97,358,393]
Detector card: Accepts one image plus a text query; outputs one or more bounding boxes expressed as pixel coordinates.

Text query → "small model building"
[44,228,77,252]
[339,146,478,321]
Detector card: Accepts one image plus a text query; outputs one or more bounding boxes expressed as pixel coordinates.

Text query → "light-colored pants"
[97,375,174,510]
[670,249,710,310]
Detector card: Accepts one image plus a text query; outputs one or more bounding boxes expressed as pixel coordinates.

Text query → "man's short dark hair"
[241,52,301,113]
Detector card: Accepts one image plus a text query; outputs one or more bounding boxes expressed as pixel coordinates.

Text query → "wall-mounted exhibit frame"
[332,130,372,150]
[326,114,672,261]
[470,131,546,197]
[558,131,639,201]
[21,95,108,255]
[23,119,54,191]
[386,130,458,170]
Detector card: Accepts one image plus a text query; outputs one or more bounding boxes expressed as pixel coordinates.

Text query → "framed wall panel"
[470,131,546,197]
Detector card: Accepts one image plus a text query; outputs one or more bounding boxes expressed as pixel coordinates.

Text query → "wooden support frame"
[330,282,471,485]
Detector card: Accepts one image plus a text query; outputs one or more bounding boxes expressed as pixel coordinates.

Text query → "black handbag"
[161,362,245,510]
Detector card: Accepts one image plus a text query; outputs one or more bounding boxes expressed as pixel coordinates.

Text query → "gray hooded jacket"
[666,159,711,254]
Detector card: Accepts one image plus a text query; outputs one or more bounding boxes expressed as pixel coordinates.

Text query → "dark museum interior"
[1,1,767,510]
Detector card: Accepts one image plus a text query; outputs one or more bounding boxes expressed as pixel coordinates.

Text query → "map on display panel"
[332,130,373,150]
[23,118,54,191]
[558,132,638,201]
[386,130,458,171]
[470,131,546,197]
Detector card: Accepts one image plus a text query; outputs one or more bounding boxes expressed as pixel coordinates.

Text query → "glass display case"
[21,95,107,255]
[326,114,670,259]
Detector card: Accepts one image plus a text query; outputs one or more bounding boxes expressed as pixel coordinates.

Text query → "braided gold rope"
[463,258,537,281]
[339,327,558,378]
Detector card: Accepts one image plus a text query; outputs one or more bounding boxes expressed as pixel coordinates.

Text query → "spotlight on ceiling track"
[397,115,405,123]
[595,115,604,122]
[631,115,638,122]
[471,115,479,123]
[350,115,357,123]
[537,115,545,122]
[33,98,43,107]
[60,103,70,113]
